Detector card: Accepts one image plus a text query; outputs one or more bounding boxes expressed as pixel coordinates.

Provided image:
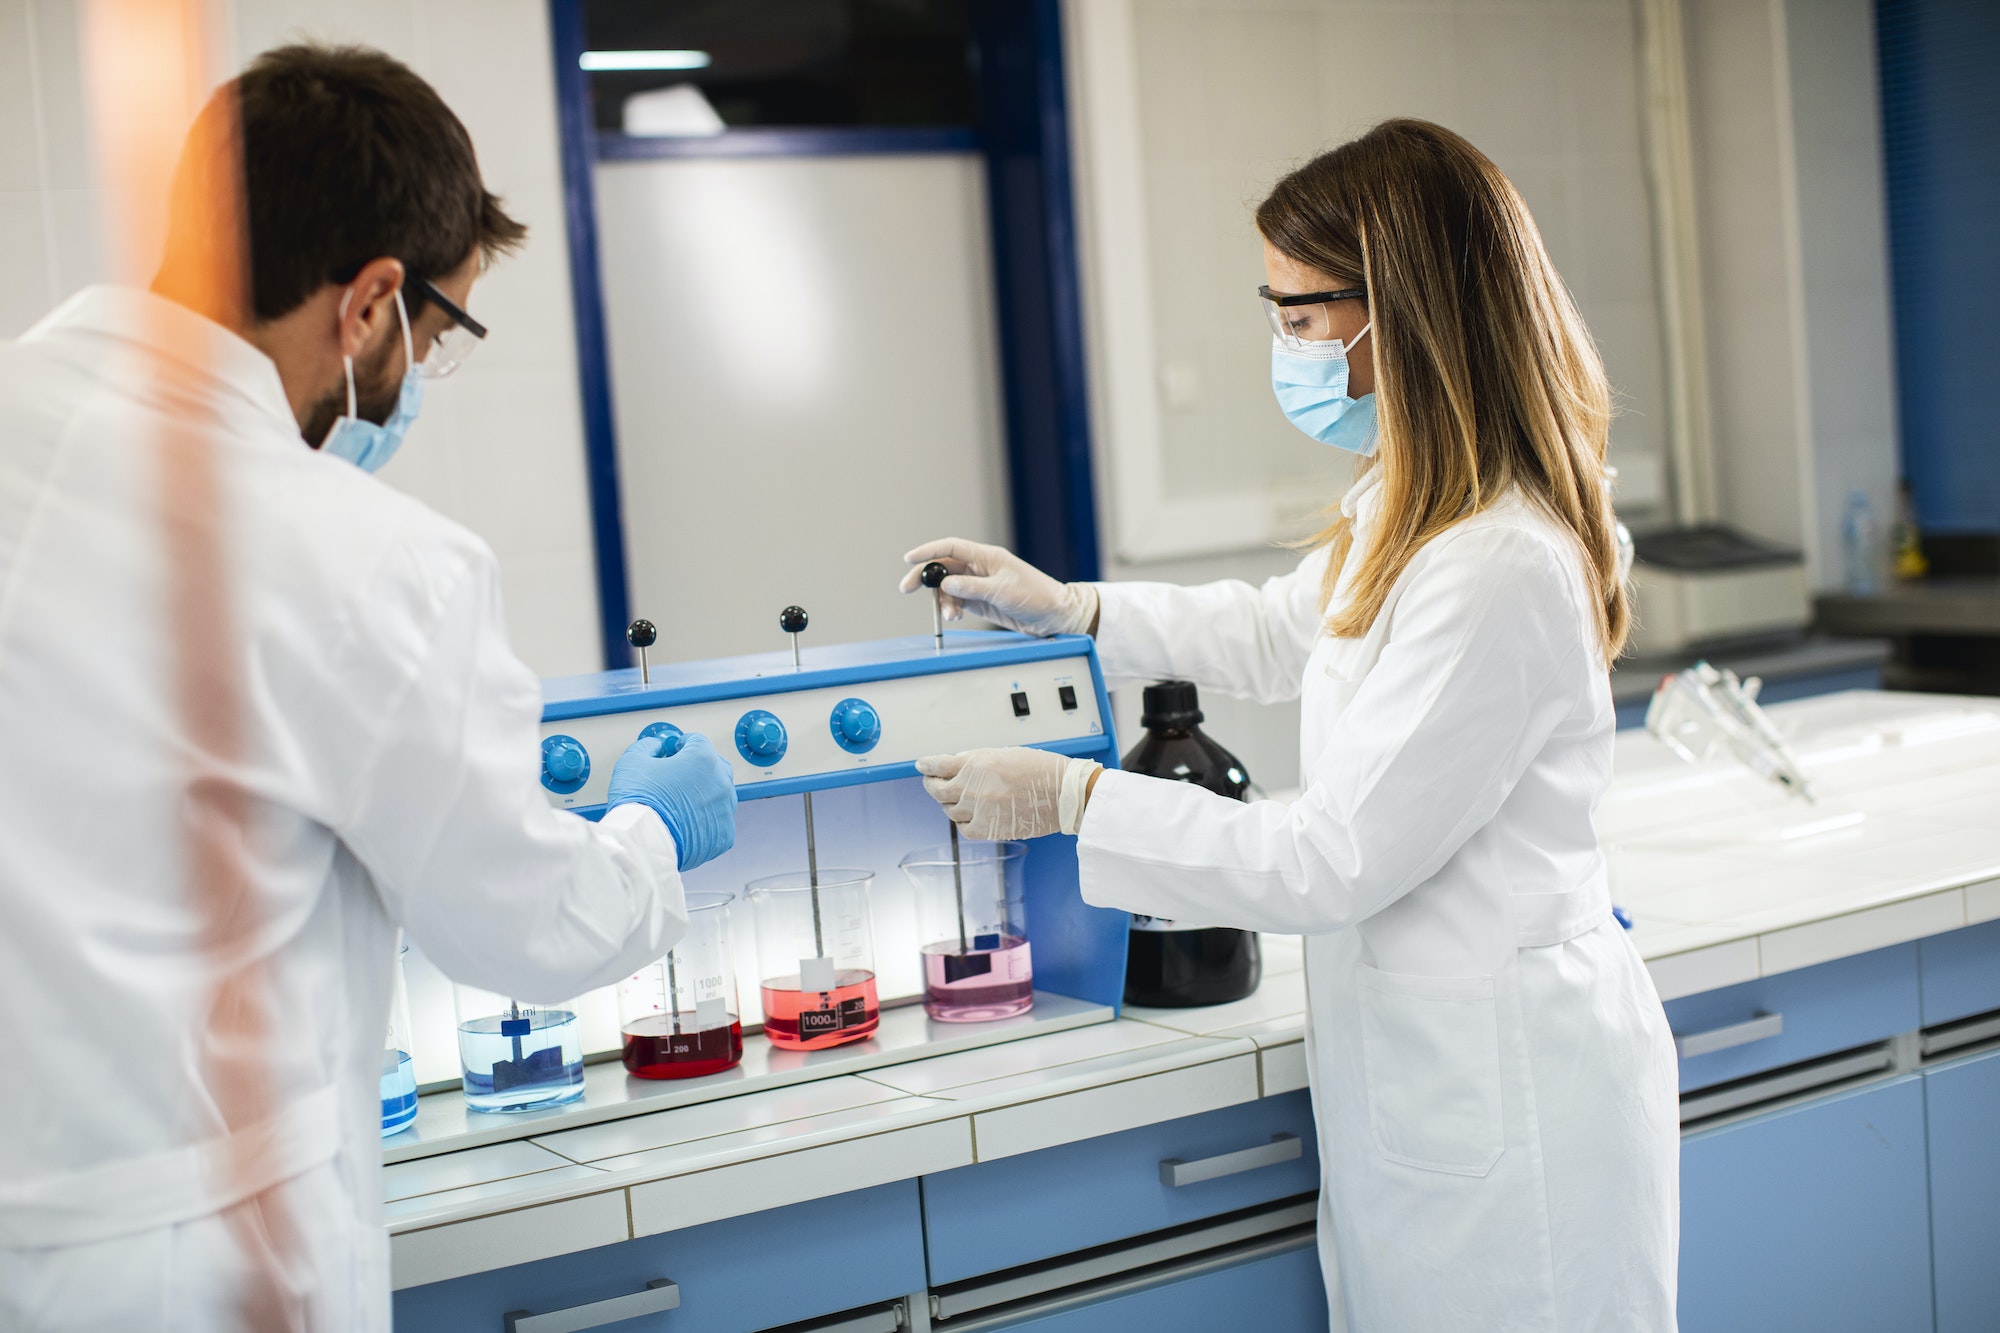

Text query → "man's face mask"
[319,288,424,473]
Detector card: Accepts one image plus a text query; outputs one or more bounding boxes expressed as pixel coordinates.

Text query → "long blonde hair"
[1256,119,1630,662]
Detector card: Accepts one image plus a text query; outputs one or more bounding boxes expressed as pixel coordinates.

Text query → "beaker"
[747,869,879,1050]
[618,891,743,1079]
[453,985,585,1113]
[900,840,1033,1022]
[380,941,418,1137]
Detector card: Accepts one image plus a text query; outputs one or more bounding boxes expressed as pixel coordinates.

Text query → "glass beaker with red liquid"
[901,837,1033,1022]
[617,891,743,1079]
[747,869,880,1050]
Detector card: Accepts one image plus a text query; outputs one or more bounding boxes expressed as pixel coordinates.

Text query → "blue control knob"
[541,734,590,793]
[735,710,788,767]
[829,698,881,754]
[639,721,685,756]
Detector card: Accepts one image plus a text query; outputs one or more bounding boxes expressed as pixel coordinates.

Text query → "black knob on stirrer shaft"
[780,605,808,669]
[627,619,657,683]
[920,562,948,651]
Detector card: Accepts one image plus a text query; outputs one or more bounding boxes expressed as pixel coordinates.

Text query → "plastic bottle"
[1843,489,1878,596]
[1892,483,1928,582]
[1119,681,1262,1007]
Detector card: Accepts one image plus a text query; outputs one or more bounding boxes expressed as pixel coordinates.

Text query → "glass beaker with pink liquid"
[617,891,743,1079]
[900,835,1033,1022]
[747,869,880,1050]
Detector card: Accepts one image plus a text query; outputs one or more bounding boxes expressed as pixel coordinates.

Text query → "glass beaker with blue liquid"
[380,941,419,1137]
[453,983,585,1114]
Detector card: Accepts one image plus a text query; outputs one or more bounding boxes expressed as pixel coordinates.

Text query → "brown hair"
[166,43,528,324]
[1256,119,1629,663]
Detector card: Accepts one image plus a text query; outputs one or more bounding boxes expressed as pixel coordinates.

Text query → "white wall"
[0,1,105,341]
[0,0,605,676]
[1682,0,1899,588]
[1784,0,1901,588]
[1070,0,1677,789]
[591,153,1012,663]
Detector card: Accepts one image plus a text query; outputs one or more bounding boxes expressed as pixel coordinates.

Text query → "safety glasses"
[412,278,487,379]
[1259,283,1366,349]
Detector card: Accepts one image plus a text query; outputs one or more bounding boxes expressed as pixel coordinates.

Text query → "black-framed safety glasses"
[1259,283,1367,348]
[411,278,488,379]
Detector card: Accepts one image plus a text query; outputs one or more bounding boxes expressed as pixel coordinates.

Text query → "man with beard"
[0,43,737,1330]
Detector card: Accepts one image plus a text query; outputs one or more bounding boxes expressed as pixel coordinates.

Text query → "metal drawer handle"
[504,1279,679,1333]
[1674,1011,1783,1059]
[1159,1133,1303,1187]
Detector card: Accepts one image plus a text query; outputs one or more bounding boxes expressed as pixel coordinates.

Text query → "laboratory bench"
[388,691,2000,1333]
[1816,579,2000,695]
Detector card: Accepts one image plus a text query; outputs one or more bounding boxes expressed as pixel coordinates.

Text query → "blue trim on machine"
[564,733,1116,817]
[548,0,635,669]
[595,127,980,160]
[542,631,1099,719]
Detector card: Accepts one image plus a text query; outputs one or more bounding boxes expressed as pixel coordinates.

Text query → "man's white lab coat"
[0,287,688,1330]
[1078,471,1680,1331]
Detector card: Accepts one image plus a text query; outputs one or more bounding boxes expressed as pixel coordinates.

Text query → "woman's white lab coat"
[1079,472,1680,1332]
[0,288,688,1330]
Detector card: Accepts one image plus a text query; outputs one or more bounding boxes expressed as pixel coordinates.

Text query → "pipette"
[921,561,949,652]
[1645,660,1817,802]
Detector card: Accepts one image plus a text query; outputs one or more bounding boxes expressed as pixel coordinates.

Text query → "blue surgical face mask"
[322,289,424,473]
[1271,324,1377,455]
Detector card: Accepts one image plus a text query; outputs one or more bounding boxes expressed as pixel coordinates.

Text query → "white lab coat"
[1080,471,1680,1332]
[0,288,689,1331]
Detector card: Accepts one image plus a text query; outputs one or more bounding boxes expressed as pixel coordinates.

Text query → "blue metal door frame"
[545,0,1101,666]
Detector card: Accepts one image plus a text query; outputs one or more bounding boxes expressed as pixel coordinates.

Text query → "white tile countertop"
[383,690,2000,1288]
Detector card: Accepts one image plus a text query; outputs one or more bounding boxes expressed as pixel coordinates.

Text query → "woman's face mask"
[1270,323,1377,455]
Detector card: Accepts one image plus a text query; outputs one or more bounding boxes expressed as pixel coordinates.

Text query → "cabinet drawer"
[922,1091,1318,1287]
[1919,918,2000,1027]
[391,1181,924,1333]
[977,1234,1325,1332]
[1663,943,1918,1093]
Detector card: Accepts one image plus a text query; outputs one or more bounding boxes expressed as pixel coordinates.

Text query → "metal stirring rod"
[804,791,825,964]
[665,953,682,1035]
[949,819,968,955]
[778,606,827,969]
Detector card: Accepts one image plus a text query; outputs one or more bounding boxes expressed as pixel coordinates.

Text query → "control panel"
[538,642,1105,810]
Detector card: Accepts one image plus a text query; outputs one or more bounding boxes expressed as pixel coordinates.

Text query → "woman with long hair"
[904,119,1678,1330]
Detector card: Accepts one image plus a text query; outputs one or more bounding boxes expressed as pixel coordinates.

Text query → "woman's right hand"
[899,538,1099,638]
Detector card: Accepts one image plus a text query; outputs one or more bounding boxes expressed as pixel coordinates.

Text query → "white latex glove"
[900,537,1098,638]
[917,748,1102,841]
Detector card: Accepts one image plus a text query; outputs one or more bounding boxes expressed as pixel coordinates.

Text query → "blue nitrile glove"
[606,731,738,871]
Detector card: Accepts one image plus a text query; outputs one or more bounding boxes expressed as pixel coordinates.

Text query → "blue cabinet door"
[1679,1076,1933,1333]
[1927,1047,2000,1333]
[982,1238,1326,1332]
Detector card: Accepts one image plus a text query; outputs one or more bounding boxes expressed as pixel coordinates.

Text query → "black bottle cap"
[779,606,809,634]
[920,561,949,589]
[626,619,657,649]
[1141,680,1203,729]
